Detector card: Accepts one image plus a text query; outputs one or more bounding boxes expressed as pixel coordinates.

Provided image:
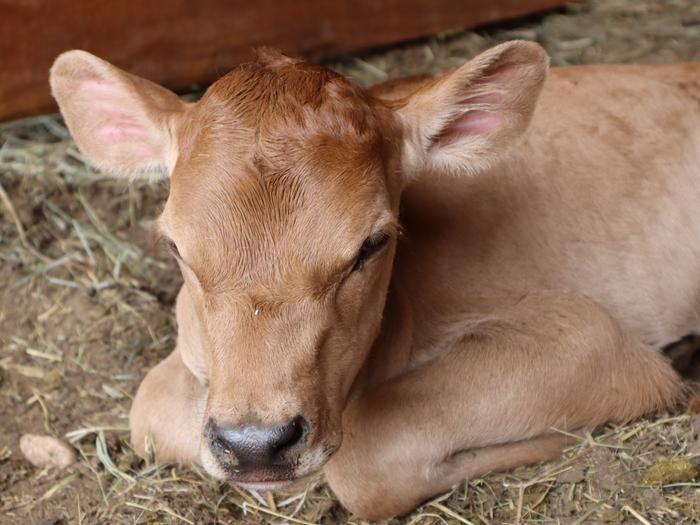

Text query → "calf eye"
[351,232,390,272]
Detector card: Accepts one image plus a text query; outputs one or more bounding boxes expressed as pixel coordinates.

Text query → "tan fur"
[49,42,695,519]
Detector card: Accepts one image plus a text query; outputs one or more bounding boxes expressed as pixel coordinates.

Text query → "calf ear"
[395,41,549,178]
[50,50,187,176]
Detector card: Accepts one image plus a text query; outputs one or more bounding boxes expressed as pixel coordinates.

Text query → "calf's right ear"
[50,50,187,177]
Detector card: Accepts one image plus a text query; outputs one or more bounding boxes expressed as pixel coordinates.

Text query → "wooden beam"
[0,0,565,121]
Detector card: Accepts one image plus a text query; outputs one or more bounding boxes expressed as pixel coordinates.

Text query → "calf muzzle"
[205,415,310,480]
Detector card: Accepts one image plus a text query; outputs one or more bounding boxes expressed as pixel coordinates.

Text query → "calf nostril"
[217,438,233,454]
[274,415,308,452]
[210,435,233,455]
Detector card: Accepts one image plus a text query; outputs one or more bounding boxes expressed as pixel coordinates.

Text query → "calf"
[49,42,697,519]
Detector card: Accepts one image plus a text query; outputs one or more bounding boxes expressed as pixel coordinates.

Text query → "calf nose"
[209,415,309,468]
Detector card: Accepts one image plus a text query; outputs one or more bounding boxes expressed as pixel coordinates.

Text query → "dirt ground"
[1,0,700,523]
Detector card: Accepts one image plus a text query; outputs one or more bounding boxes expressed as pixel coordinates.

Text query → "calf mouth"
[235,470,317,492]
[207,446,338,491]
[227,466,297,485]
[239,480,296,491]
[223,445,338,487]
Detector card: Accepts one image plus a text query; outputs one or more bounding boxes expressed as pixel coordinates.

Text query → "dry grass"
[1,0,700,523]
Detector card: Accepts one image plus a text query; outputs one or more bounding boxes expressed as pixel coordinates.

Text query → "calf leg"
[129,348,206,463]
[324,294,682,519]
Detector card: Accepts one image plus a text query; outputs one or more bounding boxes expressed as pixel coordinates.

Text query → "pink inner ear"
[450,110,500,135]
[432,110,501,148]
[97,112,149,141]
[431,86,506,148]
[79,76,160,161]
[428,59,524,149]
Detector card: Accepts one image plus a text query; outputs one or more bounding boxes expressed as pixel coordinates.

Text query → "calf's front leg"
[324,294,682,519]
[129,348,206,463]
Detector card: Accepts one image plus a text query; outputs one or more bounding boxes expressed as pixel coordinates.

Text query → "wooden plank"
[0,0,565,121]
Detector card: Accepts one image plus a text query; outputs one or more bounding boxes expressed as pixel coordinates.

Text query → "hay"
[1,0,699,523]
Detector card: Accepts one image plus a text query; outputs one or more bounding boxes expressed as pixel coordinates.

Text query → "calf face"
[50,42,547,484]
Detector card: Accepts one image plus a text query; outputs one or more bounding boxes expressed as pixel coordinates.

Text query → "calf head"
[50,42,547,486]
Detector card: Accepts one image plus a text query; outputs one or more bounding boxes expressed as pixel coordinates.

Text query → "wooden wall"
[0,0,566,121]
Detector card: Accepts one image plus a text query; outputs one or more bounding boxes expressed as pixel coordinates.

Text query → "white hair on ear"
[396,41,549,181]
[50,50,188,178]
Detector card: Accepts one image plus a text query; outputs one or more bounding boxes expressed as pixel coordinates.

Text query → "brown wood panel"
[0,0,565,121]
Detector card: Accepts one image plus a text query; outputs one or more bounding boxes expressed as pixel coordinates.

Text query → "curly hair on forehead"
[200,48,382,139]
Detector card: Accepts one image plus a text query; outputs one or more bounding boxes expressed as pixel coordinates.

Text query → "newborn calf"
[50,42,698,518]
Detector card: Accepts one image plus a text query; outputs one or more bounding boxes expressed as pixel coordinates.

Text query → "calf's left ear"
[395,41,549,178]
[50,50,187,177]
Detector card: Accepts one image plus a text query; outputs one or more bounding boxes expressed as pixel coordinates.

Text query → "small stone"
[19,434,77,469]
